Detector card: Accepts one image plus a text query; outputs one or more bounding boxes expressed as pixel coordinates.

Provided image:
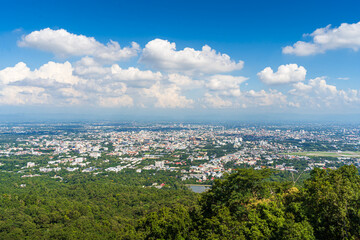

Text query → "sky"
[1,0,360,121]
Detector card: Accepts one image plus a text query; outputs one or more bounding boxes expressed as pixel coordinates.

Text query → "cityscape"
[1,0,360,239]
[1,122,359,187]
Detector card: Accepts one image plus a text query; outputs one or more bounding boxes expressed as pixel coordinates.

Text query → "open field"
[285,151,360,157]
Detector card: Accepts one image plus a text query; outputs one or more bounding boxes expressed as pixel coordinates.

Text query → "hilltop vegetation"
[0,165,359,239]
[0,173,196,239]
[136,165,360,239]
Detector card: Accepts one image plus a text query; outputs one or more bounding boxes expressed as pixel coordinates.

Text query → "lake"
[187,184,211,193]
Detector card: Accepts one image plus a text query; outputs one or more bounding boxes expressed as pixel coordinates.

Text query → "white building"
[155,161,165,168]
[27,162,36,168]
[89,152,101,158]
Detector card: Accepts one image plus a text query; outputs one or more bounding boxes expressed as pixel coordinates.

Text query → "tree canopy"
[0,166,359,239]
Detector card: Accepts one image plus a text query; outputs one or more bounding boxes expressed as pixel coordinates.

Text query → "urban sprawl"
[1,123,360,187]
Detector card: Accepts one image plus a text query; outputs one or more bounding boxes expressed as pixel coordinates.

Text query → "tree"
[302,165,360,240]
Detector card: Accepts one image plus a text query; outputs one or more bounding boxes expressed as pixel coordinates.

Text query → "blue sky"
[1,0,360,121]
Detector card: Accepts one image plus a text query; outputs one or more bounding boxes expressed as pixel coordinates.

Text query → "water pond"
[187,184,211,193]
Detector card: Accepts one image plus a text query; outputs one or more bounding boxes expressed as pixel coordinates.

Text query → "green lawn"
[285,151,360,157]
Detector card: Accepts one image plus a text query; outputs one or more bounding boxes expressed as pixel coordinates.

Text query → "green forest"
[0,166,359,239]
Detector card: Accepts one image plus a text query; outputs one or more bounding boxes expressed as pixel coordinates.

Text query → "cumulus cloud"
[340,89,360,104]
[98,95,134,107]
[203,93,232,108]
[74,57,110,77]
[203,88,287,108]
[289,77,337,97]
[100,82,128,95]
[140,39,243,74]
[0,61,81,85]
[73,57,163,85]
[142,82,194,108]
[168,73,204,89]
[58,87,84,98]
[56,87,86,105]
[283,21,360,56]
[206,74,247,96]
[257,64,306,85]
[18,28,140,61]
[243,89,287,107]
[0,86,50,105]
[0,61,88,105]
[0,61,136,107]
[288,77,360,108]
[111,64,163,81]
[0,62,31,84]
[3,28,359,112]
[34,61,81,85]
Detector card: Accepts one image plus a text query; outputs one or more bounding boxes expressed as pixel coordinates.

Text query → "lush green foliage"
[138,166,360,240]
[0,174,196,239]
[0,166,359,239]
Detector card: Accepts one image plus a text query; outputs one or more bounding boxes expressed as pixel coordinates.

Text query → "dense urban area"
[1,122,360,184]
[0,122,359,239]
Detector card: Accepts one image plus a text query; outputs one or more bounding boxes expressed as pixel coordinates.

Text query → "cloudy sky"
[1,0,360,121]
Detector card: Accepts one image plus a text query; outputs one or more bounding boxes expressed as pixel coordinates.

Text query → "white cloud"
[3,25,360,112]
[58,87,84,98]
[289,77,337,97]
[98,95,134,107]
[243,89,287,107]
[203,88,287,109]
[290,82,312,92]
[0,62,31,84]
[18,28,139,61]
[111,64,163,81]
[0,62,92,106]
[57,88,86,105]
[206,74,247,91]
[142,82,194,108]
[288,102,300,108]
[2,59,359,111]
[288,77,360,108]
[100,82,128,95]
[0,86,50,105]
[0,60,165,107]
[257,64,306,85]
[202,88,287,109]
[168,73,204,88]
[205,75,247,96]
[34,61,81,85]
[0,61,81,86]
[74,57,110,77]
[0,61,80,85]
[203,93,232,108]
[74,57,163,84]
[283,41,319,56]
[140,39,243,74]
[283,21,360,56]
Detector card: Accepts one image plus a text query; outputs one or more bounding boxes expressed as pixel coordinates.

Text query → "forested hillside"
[0,166,359,239]
[137,166,360,239]
[0,173,197,239]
